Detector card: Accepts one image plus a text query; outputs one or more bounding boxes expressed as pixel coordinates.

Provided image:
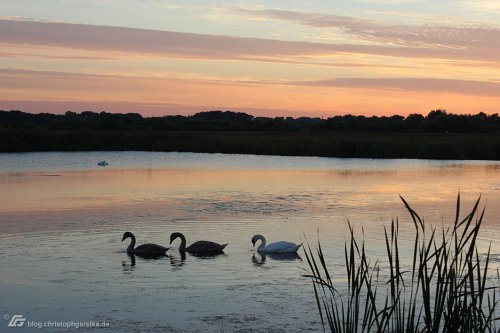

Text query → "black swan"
[122,232,170,257]
[169,232,227,254]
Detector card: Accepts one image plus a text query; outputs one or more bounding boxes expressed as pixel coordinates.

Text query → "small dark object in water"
[98,160,108,166]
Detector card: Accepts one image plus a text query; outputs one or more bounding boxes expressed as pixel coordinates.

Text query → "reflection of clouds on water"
[2,153,500,333]
[180,195,297,216]
[177,191,339,217]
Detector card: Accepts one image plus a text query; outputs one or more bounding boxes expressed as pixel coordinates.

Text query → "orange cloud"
[1,17,499,117]
[2,69,500,117]
[288,77,500,97]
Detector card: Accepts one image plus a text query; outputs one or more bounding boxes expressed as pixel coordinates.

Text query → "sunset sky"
[1,0,500,117]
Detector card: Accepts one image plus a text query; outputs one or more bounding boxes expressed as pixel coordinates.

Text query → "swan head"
[251,234,263,247]
[170,232,183,244]
[122,231,134,242]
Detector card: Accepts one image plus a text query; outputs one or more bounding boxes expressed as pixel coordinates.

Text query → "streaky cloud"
[0,51,115,60]
[291,77,500,97]
[0,19,339,58]
[2,68,499,98]
[0,19,499,63]
[235,8,500,57]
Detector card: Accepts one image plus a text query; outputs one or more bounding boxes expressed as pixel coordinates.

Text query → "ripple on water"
[1,153,500,332]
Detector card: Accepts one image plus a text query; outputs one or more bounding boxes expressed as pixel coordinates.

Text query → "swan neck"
[127,235,136,253]
[178,234,187,251]
[257,236,266,250]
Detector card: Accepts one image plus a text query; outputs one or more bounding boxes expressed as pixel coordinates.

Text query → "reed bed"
[304,195,499,332]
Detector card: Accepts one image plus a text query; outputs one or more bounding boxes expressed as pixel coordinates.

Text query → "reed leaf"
[304,195,499,333]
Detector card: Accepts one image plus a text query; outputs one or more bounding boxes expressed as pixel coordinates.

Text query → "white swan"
[251,234,302,254]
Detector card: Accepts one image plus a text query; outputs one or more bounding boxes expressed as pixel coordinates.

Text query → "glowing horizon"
[1,1,499,117]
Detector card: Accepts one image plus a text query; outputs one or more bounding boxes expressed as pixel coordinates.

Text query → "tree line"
[1,109,499,133]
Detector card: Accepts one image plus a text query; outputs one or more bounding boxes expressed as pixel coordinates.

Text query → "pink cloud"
[291,77,500,97]
[0,51,114,60]
[2,68,500,101]
[0,69,330,117]
[0,99,324,118]
[0,19,499,62]
[0,19,337,58]
[236,8,500,52]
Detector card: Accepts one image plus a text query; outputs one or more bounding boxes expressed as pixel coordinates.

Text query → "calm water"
[1,152,500,332]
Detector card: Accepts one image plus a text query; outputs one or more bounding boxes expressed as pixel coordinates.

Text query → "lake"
[1,152,500,332]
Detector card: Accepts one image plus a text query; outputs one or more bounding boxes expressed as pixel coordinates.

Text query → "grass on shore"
[1,129,500,160]
[304,195,499,332]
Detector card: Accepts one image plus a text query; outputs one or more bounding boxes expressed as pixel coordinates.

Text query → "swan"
[251,234,302,254]
[122,232,170,257]
[169,232,228,254]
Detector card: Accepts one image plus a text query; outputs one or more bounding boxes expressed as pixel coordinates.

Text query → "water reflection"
[188,251,227,259]
[168,250,226,267]
[121,252,172,271]
[169,252,186,267]
[2,153,500,333]
[252,252,302,266]
[121,254,136,271]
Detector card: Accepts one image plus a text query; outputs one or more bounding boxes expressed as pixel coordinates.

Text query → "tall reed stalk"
[304,195,499,332]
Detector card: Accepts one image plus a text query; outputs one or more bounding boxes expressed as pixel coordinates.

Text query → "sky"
[1,0,499,117]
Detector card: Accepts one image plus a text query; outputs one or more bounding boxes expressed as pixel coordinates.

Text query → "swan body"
[122,232,170,257]
[170,232,227,254]
[251,234,302,254]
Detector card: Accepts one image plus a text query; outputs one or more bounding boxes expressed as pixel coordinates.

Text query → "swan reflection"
[188,251,227,259]
[122,254,136,270]
[121,252,172,271]
[252,252,302,266]
[169,251,186,267]
[168,250,225,268]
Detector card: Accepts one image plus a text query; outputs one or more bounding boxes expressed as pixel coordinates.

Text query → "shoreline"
[1,130,499,160]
